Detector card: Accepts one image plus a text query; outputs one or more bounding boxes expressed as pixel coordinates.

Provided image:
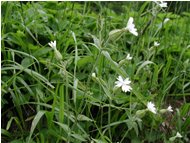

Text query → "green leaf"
[27,110,46,143]
[136,61,155,75]
[71,133,86,142]
[10,140,24,143]
[90,34,101,48]
[53,121,71,133]
[77,56,94,68]
[6,117,23,131]
[101,50,126,77]
[1,129,12,138]
[21,57,34,68]
[91,138,109,143]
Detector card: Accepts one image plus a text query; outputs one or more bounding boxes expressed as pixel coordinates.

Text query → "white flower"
[176,132,182,138]
[115,76,132,93]
[155,1,167,8]
[154,41,160,47]
[159,1,167,8]
[48,40,62,60]
[125,17,138,36]
[48,41,56,49]
[92,73,96,77]
[126,53,132,60]
[167,105,173,112]
[147,102,157,114]
[169,131,183,141]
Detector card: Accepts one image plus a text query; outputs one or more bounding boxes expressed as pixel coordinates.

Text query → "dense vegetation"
[1,1,190,143]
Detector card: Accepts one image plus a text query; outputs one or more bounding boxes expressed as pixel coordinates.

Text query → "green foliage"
[1,1,190,143]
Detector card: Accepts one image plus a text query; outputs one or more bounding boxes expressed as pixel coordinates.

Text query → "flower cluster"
[113,17,136,92]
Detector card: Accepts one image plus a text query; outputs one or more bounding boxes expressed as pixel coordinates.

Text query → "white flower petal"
[117,76,124,82]
[129,29,138,36]
[122,84,132,92]
[115,81,123,87]
[124,78,131,85]
[127,17,134,28]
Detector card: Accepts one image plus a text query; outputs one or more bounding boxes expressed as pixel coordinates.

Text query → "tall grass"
[1,1,190,143]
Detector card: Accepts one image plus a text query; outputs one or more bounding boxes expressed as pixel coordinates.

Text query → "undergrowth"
[1,1,190,143]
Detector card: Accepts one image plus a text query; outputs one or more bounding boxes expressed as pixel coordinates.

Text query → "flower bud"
[54,49,63,61]
[136,109,146,118]
[159,109,167,114]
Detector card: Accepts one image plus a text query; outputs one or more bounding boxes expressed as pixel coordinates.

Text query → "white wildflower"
[48,40,62,60]
[92,73,96,77]
[169,131,183,141]
[126,53,132,60]
[115,76,132,93]
[159,1,167,8]
[176,132,182,138]
[125,17,138,36]
[155,1,167,8]
[48,41,56,50]
[154,41,160,47]
[167,105,173,112]
[147,102,157,114]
